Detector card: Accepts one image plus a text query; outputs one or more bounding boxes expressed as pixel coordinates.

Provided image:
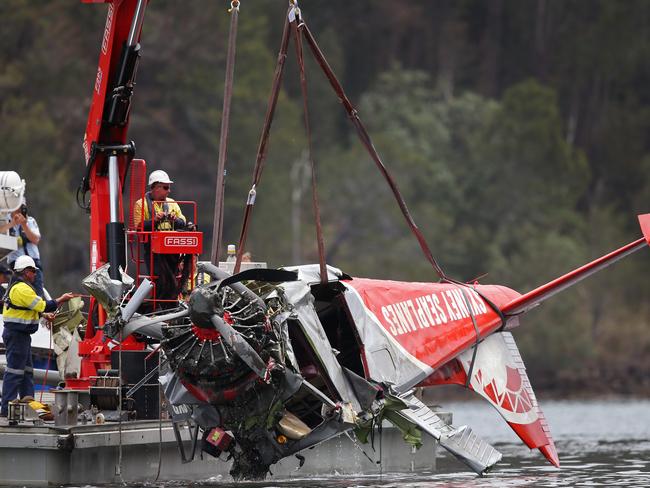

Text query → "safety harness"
[142,191,180,230]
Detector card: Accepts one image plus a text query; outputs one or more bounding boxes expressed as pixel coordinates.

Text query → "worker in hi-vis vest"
[1,255,74,417]
[132,170,191,309]
[133,170,186,231]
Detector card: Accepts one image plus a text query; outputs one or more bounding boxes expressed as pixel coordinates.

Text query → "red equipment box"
[151,231,203,254]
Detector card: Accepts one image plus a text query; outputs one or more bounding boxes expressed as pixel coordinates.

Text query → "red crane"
[74,0,202,387]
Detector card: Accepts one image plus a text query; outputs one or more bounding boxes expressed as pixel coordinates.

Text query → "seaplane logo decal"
[475,366,534,415]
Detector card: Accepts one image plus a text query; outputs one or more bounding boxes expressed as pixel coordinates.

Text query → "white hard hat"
[148,170,174,186]
[14,255,37,272]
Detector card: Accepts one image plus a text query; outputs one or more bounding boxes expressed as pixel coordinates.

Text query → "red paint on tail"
[540,443,561,467]
[639,214,650,245]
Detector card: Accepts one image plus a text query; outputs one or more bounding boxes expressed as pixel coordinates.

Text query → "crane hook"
[288,0,301,23]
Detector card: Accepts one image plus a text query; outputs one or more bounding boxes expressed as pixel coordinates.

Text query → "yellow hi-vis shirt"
[2,281,46,327]
[133,196,186,231]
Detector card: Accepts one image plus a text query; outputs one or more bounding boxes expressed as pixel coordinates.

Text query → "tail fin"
[502,214,649,316]
[639,214,650,245]
[428,332,559,467]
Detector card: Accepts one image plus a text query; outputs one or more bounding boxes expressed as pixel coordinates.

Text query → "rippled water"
[10,399,650,487]
[180,399,650,488]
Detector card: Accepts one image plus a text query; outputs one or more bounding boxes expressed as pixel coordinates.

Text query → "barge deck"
[0,414,450,486]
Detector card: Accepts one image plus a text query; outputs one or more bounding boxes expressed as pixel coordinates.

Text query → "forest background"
[1,0,649,395]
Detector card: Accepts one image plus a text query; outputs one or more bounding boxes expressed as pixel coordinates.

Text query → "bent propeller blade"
[210,314,268,379]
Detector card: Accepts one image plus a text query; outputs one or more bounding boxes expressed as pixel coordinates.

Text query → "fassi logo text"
[164,236,199,247]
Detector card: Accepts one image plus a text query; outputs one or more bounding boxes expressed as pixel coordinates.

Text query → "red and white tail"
[422,214,650,467]
[428,332,559,467]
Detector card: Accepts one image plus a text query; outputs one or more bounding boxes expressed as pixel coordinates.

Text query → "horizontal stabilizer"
[396,392,502,474]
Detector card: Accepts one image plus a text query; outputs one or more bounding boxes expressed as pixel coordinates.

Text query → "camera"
[20,204,27,217]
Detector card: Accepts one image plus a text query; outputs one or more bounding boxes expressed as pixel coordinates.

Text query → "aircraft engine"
[161,281,286,405]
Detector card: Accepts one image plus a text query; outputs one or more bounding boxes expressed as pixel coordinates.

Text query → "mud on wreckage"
[167,266,310,481]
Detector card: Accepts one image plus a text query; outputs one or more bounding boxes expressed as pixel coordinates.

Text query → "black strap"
[458,287,481,388]
[211,3,240,265]
[10,225,32,259]
[457,279,507,332]
[448,279,508,388]
[20,227,31,257]
[234,14,291,274]
[138,191,154,231]
[145,191,153,219]
[300,23,448,282]
[293,18,327,284]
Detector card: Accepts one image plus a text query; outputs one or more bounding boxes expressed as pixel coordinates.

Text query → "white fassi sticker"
[163,235,198,247]
[91,240,98,272]
[101,4,114,55]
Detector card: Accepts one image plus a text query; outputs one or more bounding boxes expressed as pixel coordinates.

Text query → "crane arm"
[73,0,150,388]
[83,0,147,163]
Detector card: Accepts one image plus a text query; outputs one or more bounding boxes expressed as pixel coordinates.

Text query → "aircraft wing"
[396,391,502,474]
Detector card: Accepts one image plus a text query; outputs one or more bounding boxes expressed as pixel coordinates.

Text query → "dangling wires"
[211,0,241,265]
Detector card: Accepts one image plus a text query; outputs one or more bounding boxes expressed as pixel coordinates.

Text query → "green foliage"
[0,0,648,393]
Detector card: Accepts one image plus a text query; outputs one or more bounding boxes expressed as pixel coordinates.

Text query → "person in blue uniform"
[0,203,45,297]
[0,255,74,417]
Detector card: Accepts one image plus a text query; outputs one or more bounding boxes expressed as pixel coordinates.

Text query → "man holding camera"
[133,170,191,308]
[0,203,44,297]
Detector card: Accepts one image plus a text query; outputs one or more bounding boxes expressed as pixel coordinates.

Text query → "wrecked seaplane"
[74,0,650,480]
[84,212,650,479]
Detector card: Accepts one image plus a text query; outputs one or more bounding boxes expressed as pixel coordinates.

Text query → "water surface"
[16,399,650,487]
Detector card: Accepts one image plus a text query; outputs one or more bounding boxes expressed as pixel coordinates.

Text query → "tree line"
[1,0,648,394]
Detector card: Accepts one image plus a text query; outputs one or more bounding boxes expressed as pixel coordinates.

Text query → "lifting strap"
[292,14,328,284]
[234,15,291,273]
[301,23,448,281]
[235,3,451,285]
[210,0,240,264]
[230,4,508,334]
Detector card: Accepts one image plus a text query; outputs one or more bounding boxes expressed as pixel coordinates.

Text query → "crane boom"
[74,0,150,387]
[83,0,145,160]
[81,0,147,276]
